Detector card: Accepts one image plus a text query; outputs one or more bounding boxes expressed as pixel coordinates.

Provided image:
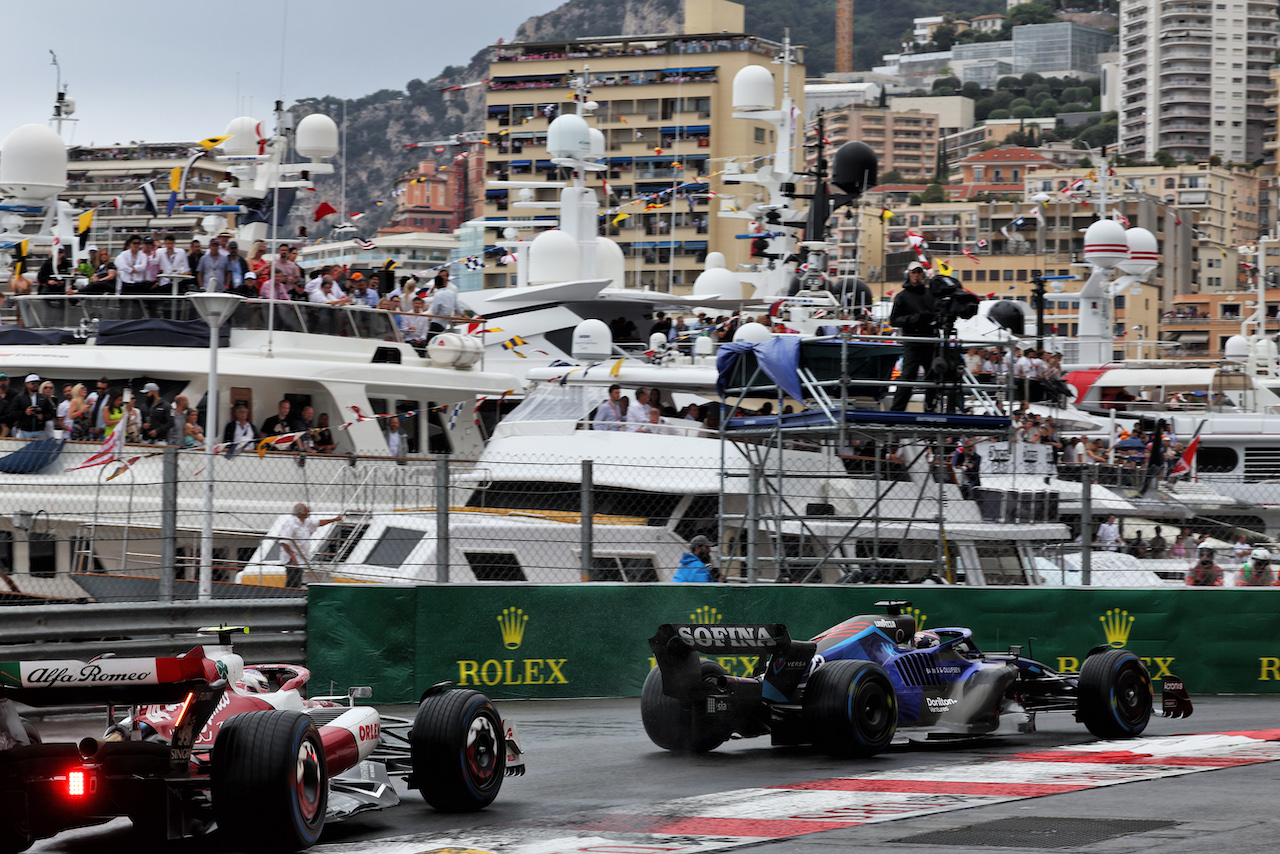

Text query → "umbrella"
[1114,437,1146,451]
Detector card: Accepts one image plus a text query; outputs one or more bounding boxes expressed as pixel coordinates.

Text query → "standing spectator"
[166,395,190,446]
[1238,548,1275,586]
[403,296,431,352]
[275,503,344,588]
[954,438,981,500]
[593,384,624,431]
[312,412,336,454]
[224,241,252,296]
[1095,514,1123,551]
[37,381,57,436]
[183,408,206,448]
[261,399,296,440]
[626,388,652,431]
[348,275,379,308]
[187,239,204,279]
[427,275,458,334]
[101,390,126,439]
[7,374,55,439]
[195,241,228,292]
[1171,526,1193,559]
[82,247,117,295]
[274,245,302,289]
[61,383,89,437]
[650,311,672,339]
[248,242,271,279]
[386,414,405,459]
[114,236,149,295]
[673,535,719,582]
[157,234,190,293]
[888,262,938,412]
[85,376,111,438]
[1127,530,1148,558]
[138,382,171,444]
[139,236,160,294]
[1233,534,1252,563]
[1148,526,1168,559]
[1185,547,1224,586]
[222,404,259,447]
[295,405,317,454]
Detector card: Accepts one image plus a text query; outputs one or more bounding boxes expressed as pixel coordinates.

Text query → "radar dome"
[296,113,339,159]
[223,117,261,156]
[1083,219,1129,269]
[693,266,746,300]
[528,229,580,284]
[733,322,772,343]
[596,237,625,286]
[571,318,612,361]
[0,124,67,201]
[1117,227,1158,275]
[547,114,591,160]
[587,128,606,161]
[986,299,1027,335]
[1223,334,1250,360]
[705,251,727,270]
[833,276,873,310]
[732,65,775,112]
[832,142,878,197]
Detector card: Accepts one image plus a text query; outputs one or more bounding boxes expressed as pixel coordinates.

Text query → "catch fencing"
[2,439,1279,603]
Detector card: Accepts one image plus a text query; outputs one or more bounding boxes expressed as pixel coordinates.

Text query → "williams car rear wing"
[649,623,817,703]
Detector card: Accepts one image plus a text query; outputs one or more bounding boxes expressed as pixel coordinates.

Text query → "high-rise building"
[481,0,802,293]
[1119,0,1278,163]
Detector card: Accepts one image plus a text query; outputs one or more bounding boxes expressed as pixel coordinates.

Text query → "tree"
[961,81,984,99]
[1060,101,1090,113]
[1209,154,1222,167]
[988,108,1013,119]
[979,140,1000,151]
[932,23,958,50]
[909,194,923,205]
[1020,71,1045,88]
[1011,97,1032,110]
[1075,121,1118,149]
[1006,3,1057,27]
[881,169,906,184]
[1012,105,1036,118]
[921,183,947,202]
[933,75,962,92]
[997,76,1023,92]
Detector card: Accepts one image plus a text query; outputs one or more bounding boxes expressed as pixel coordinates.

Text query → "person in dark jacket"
[889,262,939,411]
[8,374,56,439]
[138,382,172,444]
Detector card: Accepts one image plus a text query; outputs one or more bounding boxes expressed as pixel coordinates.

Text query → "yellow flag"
[12,239,29,277]
[609,358,626,377]
[77,209,95,236]
[936,259,954,277]
[881,207,895,222]
[612,212,630,226]
[197,135,232,151]
[169,166,182,192]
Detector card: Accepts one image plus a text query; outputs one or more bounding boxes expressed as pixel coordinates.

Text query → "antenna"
[48,51,77,137]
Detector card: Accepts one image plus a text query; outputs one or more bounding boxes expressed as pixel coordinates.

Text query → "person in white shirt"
[593,385,625,431]
[638,406,675,435]
[156,234,190,294]
[1014,350,1033,378]
[404,296,432,351]
[386,415,404,458]
[309,278,348,306]
[626,388,652,431]
[1096,515,1123,551]
[427,275,458,333]
[276,502,344,588]
[114,236,149,295]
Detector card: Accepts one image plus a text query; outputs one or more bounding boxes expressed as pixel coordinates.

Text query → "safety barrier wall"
[307,584,1280,702]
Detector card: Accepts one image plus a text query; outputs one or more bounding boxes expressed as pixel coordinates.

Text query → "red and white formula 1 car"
[0,627,523,852]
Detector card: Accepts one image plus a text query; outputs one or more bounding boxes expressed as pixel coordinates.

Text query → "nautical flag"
[1170,425,1203,478]
[465,256,484,271]
[1115,213,1130,228]
[166,191,178,216]
[1030,206,1046,226]
[447,402,463,431]
[905,232,931,270]
[111,197,122,211]
[197,135,232,150]
[374,200,385,206]
[65,427,125,472]
[354,237,375,250]
[77,210,94,249]
[612,212,630,226]
[975,239,989,250]
[542,103,557,117]
[11,239,29,278]
[350,212,365,221]
[936,259,954,277]
[501,335,528,351]
[963,247,980,264]
[881,207,895,222]
[313,202,337,221]
[618,115,629,124]
[256,432,301,457]
[140,180,161,217]
[1175,212,1183,227]
[381,259,398,271]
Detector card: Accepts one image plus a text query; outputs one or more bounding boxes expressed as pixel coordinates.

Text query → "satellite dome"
[596,237,625,286]
[1083,219,1129,270]
[0,124,67,201]
[528,230,580,284]
[732,65,775,112]
[296,113,339,160]
[547,114,591,160]
[222,117,262,157]
[571,318,612,361]
[1117,227,1158,275]
[733,322,772,343]
[704,251,727,270]
[693,266,745,300]
[986,300,1026,335]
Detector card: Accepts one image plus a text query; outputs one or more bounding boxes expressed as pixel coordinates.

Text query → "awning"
[485,189,507,198]
[535,160,555,168]
[509,160,532,166]
[487,105,510,115]
[1173,331,1210,343]
[664,66,717,74]
[683,240,708,249]
[490,73,564,84]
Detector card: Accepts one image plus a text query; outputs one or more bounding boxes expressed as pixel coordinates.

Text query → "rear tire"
[212,710,328,851]
[410,689,505,812]
[641,660,729,753]
[803,659,897,758]
[1078,649,1152,739]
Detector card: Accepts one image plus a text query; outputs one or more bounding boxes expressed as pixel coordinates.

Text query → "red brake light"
[67,770,85,797]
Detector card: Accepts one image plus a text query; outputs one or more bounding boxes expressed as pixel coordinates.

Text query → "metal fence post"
[160,447,177,603]
[581,459,594,582]
[435,455,450,583]
[1081,464,1094,586]
[746,461,759,584]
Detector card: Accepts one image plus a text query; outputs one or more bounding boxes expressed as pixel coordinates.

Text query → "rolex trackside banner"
[307,585,1276,703]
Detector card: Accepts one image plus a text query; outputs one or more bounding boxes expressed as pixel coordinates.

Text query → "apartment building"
[809,106,941,183]
[1118,0,1278,163]
[481,0,800,292]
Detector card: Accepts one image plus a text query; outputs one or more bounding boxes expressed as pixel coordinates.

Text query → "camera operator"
[1185,546,1223,586]
[889,261,939,411]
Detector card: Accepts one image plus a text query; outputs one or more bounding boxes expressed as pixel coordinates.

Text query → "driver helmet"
[913,630,940,649]
[1251,547,1273,564]
[238,668,270,694]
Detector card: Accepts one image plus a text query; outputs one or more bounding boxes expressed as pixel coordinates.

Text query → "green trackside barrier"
[306,584,1280,702]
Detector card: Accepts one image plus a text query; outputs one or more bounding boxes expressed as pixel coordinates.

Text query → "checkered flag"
[464,256,484,271]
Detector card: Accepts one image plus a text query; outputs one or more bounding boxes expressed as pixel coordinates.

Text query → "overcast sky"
[6,0,563,147]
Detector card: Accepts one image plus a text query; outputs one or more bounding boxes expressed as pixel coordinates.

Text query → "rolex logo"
[1100,608,1134,648]
[689,606,723,624]
[497,607,528,650]
[909,606,927,630]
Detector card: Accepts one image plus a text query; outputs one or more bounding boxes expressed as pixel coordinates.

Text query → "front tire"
[1077,649,1152,739]
[410,689,505,812]
[640,660,728,753]
[803,659,897,758]
[212,710,328,851]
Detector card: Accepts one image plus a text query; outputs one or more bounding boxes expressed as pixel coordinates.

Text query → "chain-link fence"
[7,431,1278,602]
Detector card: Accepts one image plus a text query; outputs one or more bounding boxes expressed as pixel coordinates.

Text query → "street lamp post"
[187,292,245,600]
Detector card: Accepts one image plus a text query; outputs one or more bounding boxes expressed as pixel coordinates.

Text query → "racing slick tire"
[641,659,729,753]
[212,710,328,851]
[410,689,505,812]
[803,659,897,758]
[1077,649,1152,739]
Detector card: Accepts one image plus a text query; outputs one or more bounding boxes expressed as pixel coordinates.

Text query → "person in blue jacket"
[674,535,719,582]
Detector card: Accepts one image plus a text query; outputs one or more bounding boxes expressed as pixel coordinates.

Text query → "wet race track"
[27,695,1280,854]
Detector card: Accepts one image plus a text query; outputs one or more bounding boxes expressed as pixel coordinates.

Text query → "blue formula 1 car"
[642,600,1193,757]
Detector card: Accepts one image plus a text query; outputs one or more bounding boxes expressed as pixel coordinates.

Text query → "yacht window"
[468,482,679,525]
[976,543,1028,585]
[365,527,425,567]
[464,552,526,581]
[1199,446,1237,474]
[590,555,659,582]
[29,533,56,579]
[674,495,720,541]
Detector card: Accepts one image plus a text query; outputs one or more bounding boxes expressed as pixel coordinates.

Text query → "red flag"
[312,202,337,221]
[963,248,980,264]
[1170,434,1201,477]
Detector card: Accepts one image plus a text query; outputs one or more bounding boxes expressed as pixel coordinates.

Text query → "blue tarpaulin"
[0,437,65,474]
[716,337,804,402]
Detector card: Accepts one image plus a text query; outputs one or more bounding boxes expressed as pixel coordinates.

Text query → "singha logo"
[1100,608,1134,648]
[689,606,723,624]
[497,607,528,650]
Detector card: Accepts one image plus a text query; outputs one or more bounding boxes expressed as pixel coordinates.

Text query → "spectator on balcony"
[1148,526,1168,559]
